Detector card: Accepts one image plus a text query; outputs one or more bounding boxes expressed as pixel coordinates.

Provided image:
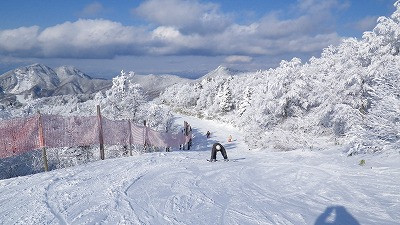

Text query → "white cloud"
[296,0,350,15]
[0,26,39,53]
[225,55,253,63]
[152,26,182,40]
[353,16,379,32]
[257,14,317,38]
[80,2,104,17]
[0,19,154,59]
[37,19,150,58]
[279,33,342,53]
[0,0,346,61]
[133,0,232,34]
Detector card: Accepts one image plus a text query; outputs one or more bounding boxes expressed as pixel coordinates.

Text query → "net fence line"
[0,114,191,159]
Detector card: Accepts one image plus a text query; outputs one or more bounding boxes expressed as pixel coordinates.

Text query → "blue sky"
[0,0,396,78]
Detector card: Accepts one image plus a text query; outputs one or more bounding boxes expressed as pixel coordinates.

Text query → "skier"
[206,131,211,138]
[210,142,229,162]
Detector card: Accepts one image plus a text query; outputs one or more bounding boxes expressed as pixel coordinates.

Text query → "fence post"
[128,119,133,156]
[97,105,105,160]
[38,113,49,172]
[143,123,148,152]
[183,121,188,150]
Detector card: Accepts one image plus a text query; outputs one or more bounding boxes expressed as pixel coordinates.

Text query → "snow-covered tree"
[160,1,400,154]
[238,86,252,117]
[215,84,234,113]
[95,70,146,120]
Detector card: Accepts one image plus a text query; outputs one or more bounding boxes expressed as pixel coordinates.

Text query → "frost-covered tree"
[215,84,234,113]
[238,86,252,117]
[160,82,199,108]
[160,1,400,154]
[95,70,146,120]
[136,103,173,131]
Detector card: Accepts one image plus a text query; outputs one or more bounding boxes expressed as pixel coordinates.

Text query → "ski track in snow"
[0,114,399,224]
[44,177,68,225]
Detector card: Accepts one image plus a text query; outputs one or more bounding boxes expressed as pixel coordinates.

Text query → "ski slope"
[0,114,399,225]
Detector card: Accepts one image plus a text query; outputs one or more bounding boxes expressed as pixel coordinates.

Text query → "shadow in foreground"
[315,206,360,225]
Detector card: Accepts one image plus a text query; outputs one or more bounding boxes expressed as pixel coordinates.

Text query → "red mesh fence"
[42,115,99,148]
[166,132,186,148]
[0,114,190,159]
[131,125,145,145]
[102,118,130,146]
[0,116,40,158]
[146,128,188,148]
[147,128,168,148]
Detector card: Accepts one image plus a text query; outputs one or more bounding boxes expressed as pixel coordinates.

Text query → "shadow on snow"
[315,206,360,225]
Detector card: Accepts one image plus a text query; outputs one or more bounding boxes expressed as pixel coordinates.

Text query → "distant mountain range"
[130,73,192,99]
[0,64,111,104]
[0,63,200,104]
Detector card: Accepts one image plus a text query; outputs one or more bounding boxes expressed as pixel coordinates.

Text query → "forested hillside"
[160,2,400,155]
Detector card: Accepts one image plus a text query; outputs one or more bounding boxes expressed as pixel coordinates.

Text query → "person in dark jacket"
[206,131,211,138]
[210,142,228,162]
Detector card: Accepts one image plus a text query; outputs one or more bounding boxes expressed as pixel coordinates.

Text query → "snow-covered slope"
[0,114,398,224]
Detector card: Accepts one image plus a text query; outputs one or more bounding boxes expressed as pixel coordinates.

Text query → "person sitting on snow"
[210,142,229,162]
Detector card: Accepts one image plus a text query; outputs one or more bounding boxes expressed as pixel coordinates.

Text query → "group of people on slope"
[176,125,232,162]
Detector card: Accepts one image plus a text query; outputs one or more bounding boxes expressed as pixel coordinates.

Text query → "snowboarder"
[206,131,211,138]
[210,142,228,162]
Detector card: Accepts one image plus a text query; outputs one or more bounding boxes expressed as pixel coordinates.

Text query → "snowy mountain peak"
[16,63,59,81]
[198,65,241,81]
[23,63,57,76]
[0,64,111,99]
[55,66,92,80]
[1,64,60,95]
[214,65,240,74]
[216,65,227,71]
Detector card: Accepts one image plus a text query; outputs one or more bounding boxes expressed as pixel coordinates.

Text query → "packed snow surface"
[0,114,399,225]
